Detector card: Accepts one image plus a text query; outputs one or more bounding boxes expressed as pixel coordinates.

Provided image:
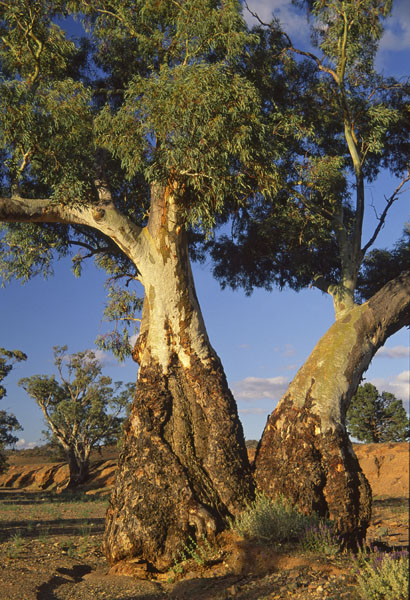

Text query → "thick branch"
[367,269,410,346]
[0,195,146,271]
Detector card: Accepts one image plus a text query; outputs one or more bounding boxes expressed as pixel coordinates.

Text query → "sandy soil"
[0,443,408,600]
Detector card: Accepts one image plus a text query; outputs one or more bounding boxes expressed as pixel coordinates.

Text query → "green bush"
[354,550,409,600]
[301,521,341,555]
[230,492,316,546]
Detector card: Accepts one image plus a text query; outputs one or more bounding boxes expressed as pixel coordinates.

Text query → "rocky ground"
[0,442,408,600]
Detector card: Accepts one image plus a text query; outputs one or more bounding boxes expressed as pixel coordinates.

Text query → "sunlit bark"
[0,190,254,571]
[255,271,410,549]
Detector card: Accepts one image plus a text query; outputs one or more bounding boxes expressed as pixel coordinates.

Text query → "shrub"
[230,492,316,546]
[354,550,409,600]
[301,520,341,555]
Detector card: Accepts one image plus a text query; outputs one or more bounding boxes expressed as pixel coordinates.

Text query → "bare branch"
[362,170,410,256]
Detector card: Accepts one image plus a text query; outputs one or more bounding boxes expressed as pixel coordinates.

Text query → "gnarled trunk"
[254,272,410,549]
[103,186,254,572]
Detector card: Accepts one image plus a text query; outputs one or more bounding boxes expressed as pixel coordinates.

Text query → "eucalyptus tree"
[0,0,273,569]
[19,346,132,486]
[209,0,410,547]
[0,347,26,472]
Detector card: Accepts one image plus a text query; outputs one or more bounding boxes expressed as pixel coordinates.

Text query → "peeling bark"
[0,188,254,570]
[103,186,254,571]
[255,272,410,549]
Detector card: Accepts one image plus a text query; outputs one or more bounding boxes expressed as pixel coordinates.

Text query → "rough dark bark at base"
[254,396,372,550]
[103,355,254,572]
[66,452,89,488]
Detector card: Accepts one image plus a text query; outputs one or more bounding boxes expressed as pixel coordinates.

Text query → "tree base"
[254,397,372,550]
[103,356,253,571]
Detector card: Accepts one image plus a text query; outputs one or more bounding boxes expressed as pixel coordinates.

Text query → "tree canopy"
[0,0,278,359]
[347,382,409,443]
[0,0,271,267]
[207,0,410,315]
[19,345,133,485]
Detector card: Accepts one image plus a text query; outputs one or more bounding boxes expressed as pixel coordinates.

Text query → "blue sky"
[1,0,409,448]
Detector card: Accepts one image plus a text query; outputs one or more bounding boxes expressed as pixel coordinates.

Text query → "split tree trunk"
[254,272,410,549]
[103,186,254,572]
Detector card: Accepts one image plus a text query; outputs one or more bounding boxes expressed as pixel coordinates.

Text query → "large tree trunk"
[254,272,410,550]
[103,186,254,572]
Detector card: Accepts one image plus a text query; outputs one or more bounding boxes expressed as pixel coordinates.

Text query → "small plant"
[11,531,24,548]
[302,521,341,555]
[168,535,218,582]
[26,521,35,534]
[354,550,409,600]
[5,545,19,559]
[230,492,315,546]
[64,540,77,558]
[6,531,25,558]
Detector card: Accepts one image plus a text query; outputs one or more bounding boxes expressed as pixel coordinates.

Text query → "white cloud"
[239,407,271,415]
[375,345,409,359]
[15,439,38,450]
[232,375,289,401]
[90,348,120,367]
[129,333,139,347]
[369,370,410,411]
[379,0,410,53]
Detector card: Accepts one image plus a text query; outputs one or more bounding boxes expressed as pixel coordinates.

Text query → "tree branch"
[0,195,146,270]
[362,171,410,256]
[367,270,410,343]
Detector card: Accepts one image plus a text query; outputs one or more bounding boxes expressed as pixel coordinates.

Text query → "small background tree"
[0,347,26,472]
[347,383,409,443]
[19,346,133,486]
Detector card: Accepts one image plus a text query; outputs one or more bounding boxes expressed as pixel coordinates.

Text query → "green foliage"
[169,534,219,581]
[230,492,317,547]
[0,347,26,473]
[207,0,410,305]
[0,1,94,198]
[357,228,410,301]
[347,383,409,443]
[0,223,70,285]
[19,345,134,483]
[95,284,143,361]
[310,0,392,75]
[0,0,277,352]
[301,520,341,555]
[354,550,409,600]
[0,346,27,399]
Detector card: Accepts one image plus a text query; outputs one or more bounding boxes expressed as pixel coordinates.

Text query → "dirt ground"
[0,443,408,600]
